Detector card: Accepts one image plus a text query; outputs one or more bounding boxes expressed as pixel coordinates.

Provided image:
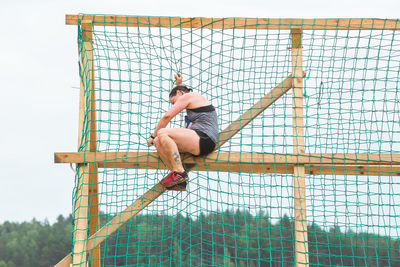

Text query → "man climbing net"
[147,74,219,191]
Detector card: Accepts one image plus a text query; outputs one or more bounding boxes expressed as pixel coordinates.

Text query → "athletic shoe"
[167,181,187,191]
[161,171,189,187]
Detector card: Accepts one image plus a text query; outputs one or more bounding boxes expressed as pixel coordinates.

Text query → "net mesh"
[72,15,400,266]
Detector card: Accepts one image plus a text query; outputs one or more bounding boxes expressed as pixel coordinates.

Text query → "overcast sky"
[0,0,399,224]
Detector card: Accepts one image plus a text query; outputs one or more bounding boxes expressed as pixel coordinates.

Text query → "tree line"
[0,211,398,266]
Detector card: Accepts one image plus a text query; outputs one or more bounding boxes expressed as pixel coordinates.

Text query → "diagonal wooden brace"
[54,76,293,266]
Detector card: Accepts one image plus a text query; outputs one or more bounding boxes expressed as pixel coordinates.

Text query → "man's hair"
[169,85,193,98]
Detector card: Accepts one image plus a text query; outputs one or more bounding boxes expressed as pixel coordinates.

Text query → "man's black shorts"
[194,129,216,156]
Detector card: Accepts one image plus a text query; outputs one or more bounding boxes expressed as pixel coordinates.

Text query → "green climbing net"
[73,15,400,266]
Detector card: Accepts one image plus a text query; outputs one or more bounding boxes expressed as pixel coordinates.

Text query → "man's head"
[169,86,193,104]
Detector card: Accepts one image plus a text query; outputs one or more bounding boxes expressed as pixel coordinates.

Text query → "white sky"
[0,0,399,224]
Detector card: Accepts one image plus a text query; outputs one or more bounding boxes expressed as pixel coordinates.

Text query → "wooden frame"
[55,152,400,176]
[291,28,308,266]
[72,20,101,267]
[57,14,400,267]
[55,75,294,266]
[86,21,101,266]
[66,15,400,30]
[55,152,400,166]
[71,20,92,267]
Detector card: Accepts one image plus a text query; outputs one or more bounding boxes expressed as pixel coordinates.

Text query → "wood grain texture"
[55,152,400,166]
[66,15,400,30]
[291,28,308,267]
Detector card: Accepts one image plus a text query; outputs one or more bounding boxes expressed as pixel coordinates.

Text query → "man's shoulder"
[187,91,206,99]
[185,92,211,109]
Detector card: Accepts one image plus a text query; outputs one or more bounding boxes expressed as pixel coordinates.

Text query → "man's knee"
[153,136,160,148]
[157,128,168,137]
[156,128,170,145]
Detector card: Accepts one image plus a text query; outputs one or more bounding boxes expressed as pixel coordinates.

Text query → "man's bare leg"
[153,137,174,171]
[152,128,200,188]
[154,138,187,190]
[155,130,185,173]
[157,128,201,155]
[153,136,169,168]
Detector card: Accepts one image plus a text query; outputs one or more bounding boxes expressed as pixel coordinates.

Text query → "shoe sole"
[162,177,189,188]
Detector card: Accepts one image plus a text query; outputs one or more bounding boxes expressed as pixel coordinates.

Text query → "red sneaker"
[161,171,189,188]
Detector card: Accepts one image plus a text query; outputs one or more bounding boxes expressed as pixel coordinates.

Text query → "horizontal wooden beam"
[66,15,400,30]
[100,163,399,176]
[55,151,400,165]
[54,152,400,176]
[306,165,400,176]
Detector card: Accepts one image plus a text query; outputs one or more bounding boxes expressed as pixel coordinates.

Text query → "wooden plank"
[72,165,89,267]
[291,28,304,155]
[307,165,400,176]
[85,18,101,267]
[88,164,100,266]
[291,28,308,267]
[54,152,400,166]
[293,165,308,266]
[94,162,400,176]
[72,20,92,267]
[55,151,400,175]
[65,15,400,30]
[96,162,400,176]
[54,154,400,178]
[54,253,72,267]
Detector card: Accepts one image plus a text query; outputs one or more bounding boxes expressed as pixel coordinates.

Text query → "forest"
[0,211,398,266]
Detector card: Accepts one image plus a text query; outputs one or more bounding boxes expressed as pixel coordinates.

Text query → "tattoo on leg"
[173,152,182,166]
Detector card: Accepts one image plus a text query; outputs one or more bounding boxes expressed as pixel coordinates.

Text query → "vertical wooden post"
[291,28,309,266]
[72,20,91,267]
[72,166,89,267]
[72,20,100,267]
[82,20,101,267]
